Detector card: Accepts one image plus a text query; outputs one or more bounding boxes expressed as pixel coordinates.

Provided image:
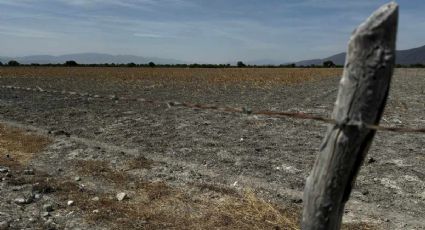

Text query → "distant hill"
[1,45,424,66]
[294,45,425,66]
[0,53,185,65]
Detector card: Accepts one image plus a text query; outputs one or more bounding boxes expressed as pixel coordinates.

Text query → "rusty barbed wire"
[1,85,424,134]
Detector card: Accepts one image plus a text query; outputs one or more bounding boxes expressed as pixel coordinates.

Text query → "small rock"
[0,168,8,173]
[67,200,74,206]
[392,118,402,124]
[384,218,390,222]
[91,196,100,202]
[34,194,42,199]
[367,157,376,164]
[14,197,31,205]
[202,121,211,126]
[41,212,50,217]
[92,209,99,213]
[74,176,81,181]
[43,204,54,212]
[362,190,369,196]
[116,192,128,201]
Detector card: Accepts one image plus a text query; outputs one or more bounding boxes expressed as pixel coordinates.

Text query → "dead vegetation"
[74,159,128,185]
[0,103,378,229]
[0,67,342,88]
[48,159,373,230]
[35,158,301,229]
[0,123,51,168]
[126,155,154,170]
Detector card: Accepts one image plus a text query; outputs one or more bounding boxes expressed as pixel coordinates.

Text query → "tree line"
[0,60,423,68]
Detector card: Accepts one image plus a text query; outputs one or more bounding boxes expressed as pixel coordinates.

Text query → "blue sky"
[0,0,424,63]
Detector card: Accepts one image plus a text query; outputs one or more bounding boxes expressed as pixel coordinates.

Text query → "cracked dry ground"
[0,68,424,229]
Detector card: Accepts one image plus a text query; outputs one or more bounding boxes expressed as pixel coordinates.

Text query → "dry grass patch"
[57,158,300,229]
[193,181,240,196]
[206,190,300,230]
[74,159,127,185]
[50,158,374,229]
[0,123,51,168]
[0,67,342,88]
[125,155,154,170]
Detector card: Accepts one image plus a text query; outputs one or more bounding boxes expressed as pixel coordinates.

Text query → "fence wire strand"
[1,85,424,134]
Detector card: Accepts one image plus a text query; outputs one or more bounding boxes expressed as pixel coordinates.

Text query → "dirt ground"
[0,68,423,229]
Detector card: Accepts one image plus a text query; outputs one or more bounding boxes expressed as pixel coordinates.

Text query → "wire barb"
[1,84,424,134]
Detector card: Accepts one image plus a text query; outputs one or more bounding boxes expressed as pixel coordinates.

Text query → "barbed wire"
[1,85,424,134]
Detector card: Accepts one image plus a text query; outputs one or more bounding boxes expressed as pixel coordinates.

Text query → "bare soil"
[0,68,423,229]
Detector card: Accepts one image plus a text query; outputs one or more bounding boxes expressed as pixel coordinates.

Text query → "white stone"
[116,192,127,201]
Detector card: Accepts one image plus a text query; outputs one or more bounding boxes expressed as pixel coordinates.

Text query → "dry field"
[0,67,423,229]
[0,67,342,88]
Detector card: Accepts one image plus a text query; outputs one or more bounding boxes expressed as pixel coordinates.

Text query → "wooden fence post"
[302,2,398,230]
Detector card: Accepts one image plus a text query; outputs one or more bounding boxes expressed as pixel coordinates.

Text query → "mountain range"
[294,45,425,66]
[1,45,424,66]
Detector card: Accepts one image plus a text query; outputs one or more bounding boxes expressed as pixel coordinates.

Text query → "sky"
[0,0,424,63]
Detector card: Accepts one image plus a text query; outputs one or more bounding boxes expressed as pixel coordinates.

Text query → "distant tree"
[65,60,78,66]
[410,63,425,68]
[30,63,41,66]
[279,63,296,68]
[148,62,156,67]
[237,61,246,67]
[0,61,3,66]
[127,62,136,67]
[323,60,336,68]
[8,60,20,66]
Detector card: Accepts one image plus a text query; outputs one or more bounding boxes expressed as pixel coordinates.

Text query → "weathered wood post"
[302,2,398,230]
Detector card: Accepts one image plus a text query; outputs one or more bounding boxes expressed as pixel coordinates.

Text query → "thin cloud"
[0,0,423,63]
[0,26,61,38]
[133,33,168,38]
